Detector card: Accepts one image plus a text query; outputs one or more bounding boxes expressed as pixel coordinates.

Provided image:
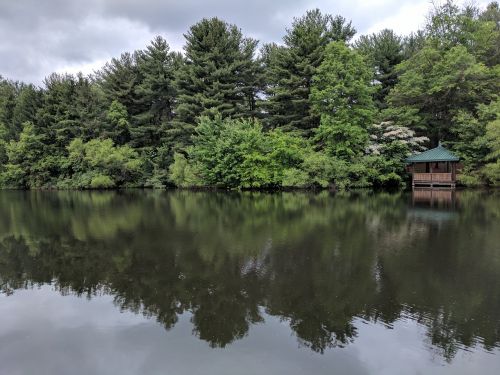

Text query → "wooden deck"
[412,173,455,187]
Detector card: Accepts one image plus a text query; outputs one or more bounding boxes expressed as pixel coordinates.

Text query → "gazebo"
[406,144,460,188]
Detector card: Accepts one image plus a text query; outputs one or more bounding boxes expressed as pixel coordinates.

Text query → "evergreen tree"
[98,52,142,115]
[401,31,427,59]
[73,74,107,141]
[0,77,17,140]
[355,29,404,109]
[172,18,260,151]
[37,73,81,149]
[37,73,105,151]
[11,83,43,136]
[264,9,356,135]
[133,36,179,149]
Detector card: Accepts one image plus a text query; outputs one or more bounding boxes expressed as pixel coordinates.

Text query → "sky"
[0,0,489,85]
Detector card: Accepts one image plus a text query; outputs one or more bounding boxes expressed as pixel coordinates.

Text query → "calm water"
[0,190,499,375]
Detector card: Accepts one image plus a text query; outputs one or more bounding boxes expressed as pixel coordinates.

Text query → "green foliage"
[173,18,260,151]
[311,42,375,159]
[264,9,356,135]
[0,122,55,188]
[0,123,7,168]
[0,78,42,141]
[168,153,201,188]
[281,168,310,188]
[106,100,129,128]
[105,100,130,145]
[480,103,500,185]
[65,138,143,189]
[457,172,483,187]
[90,174,115,189]
[315,115,369,159]
[387,44,499,144]
[99,52,142,114]
[355,29,404,108]
[426,0,500,66]
[0,78,17,140]
[186,116,274,188]
[483,100,500,160]
[171,116,338,189]
[133,36,179,149]
[450,110,489,169]
[37,73,105,151]
[299,153,338,188]
[481,162,500,185]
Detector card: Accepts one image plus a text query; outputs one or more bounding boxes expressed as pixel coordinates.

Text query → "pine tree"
[264,9,356,136]
[0,77,17,140]
[98,52,143,115]
[172,17,259,152]
[37,73,105,151]
[37,73,80,149]
[11,83,43,136]
[132,36,179,149]
[355,29,404,109]
[74,74,107,141]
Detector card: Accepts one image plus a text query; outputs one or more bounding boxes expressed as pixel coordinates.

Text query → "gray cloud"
[0,0,488,85]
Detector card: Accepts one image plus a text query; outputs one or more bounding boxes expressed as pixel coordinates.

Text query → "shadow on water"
[0,189,499,360]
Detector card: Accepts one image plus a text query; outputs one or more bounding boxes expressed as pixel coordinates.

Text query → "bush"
[282,168,310,188]
[0,164,25,188]
[90,174,115,189]
[481,161,500,186]
[181,116,312,189]
[172,116,343,189]
[457,172,483,187]
[66,138,143,188]
[169,153,202,188]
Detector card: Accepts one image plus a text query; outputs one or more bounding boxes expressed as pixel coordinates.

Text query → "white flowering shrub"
[367,121,429,157]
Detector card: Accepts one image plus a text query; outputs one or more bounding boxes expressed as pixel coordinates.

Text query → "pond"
[0,189,499,375]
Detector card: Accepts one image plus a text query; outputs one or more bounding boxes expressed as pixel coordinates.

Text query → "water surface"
[0,190,499,374]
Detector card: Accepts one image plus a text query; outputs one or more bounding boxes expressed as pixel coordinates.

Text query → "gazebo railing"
[413,173,453,182]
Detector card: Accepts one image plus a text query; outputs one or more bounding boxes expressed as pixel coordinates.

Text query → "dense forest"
[0,0,499,189]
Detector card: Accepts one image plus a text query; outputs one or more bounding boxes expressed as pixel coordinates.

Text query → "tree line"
[0,0,499,189]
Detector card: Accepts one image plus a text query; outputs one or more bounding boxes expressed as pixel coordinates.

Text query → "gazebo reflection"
[408,188,459,224]
[411,188,458,209]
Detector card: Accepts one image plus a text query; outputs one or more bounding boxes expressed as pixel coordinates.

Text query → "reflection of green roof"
[406,145,459,163]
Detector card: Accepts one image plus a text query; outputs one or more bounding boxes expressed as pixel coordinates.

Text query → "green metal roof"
[405,145,459,163]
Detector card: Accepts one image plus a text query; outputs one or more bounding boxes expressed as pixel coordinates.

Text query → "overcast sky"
[0,0,489,85]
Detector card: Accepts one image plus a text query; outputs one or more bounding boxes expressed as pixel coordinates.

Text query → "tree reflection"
[0,190,499,359]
